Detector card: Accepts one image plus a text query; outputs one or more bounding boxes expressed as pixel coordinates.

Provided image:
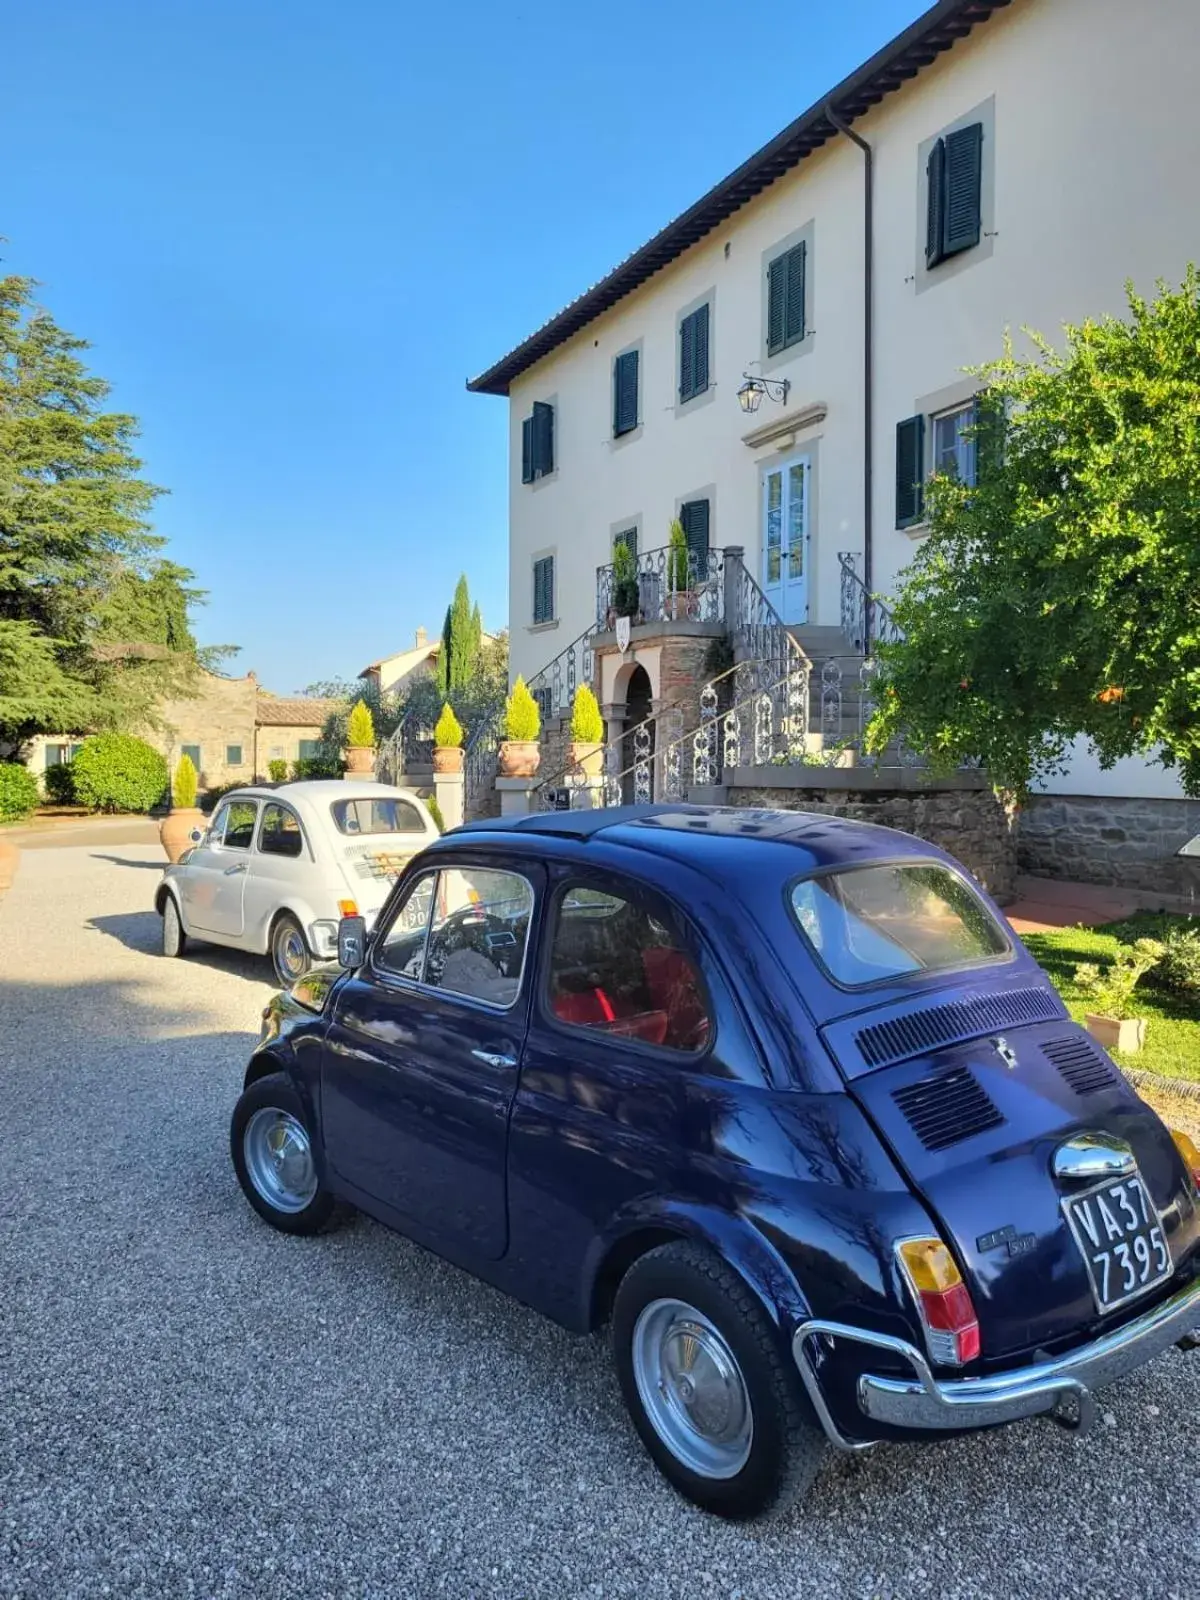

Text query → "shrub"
[267,758,289,783]
[346,699,376,748]
[1156,927,1200,996]
[612,538,640,618]
[42,762,77,805]
[71,734,167,814]
[200,780,244,815]
[1074,938,1165,1020]
[433,703,464,748]
[425,794,446,833]
[0,762,40,821]
[171,753,198,809]
[666,519,690,592]
[504,677,540,742]
[291,755,341,780]
[570,684,604,742]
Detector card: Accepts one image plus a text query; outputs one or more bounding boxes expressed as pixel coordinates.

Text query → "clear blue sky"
[2,0,925,693]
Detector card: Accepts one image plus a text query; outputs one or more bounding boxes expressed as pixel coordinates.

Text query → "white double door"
[761,456,810,624]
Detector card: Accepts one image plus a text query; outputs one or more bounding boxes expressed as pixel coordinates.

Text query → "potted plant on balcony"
[608,538,641,629]
[344,699,377,776]
[1074,937,1165,1053]
[665,519,694,621]
[160,752,204,863]
[567,685,605,779]
[498,677,541,778]
[432,703,464,774]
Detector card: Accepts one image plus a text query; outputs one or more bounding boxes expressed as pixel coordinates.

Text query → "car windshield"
[788,862,1009,988]
[331,797,426,836]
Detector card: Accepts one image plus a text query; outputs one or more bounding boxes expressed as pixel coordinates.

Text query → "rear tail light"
[337,899,359,917]
[896,1237,981,1367]
[1169,1129,1200,1192]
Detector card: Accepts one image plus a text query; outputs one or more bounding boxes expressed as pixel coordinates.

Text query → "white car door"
[242,799,313,946]
[186,797,258,937]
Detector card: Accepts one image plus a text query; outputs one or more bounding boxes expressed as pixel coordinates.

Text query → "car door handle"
[224,862,247,875]
[471,1049,517,1069]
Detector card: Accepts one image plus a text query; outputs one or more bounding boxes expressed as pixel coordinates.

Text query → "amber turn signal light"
[896,1237,981,1367]
[1169,1128,1200,1191]
[337,899,359,917]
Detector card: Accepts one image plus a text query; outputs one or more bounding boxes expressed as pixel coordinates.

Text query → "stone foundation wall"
[1019,794,1200,897]
[731,782,1019,904]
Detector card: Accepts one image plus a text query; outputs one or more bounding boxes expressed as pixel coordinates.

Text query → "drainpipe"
[824,100,873,650]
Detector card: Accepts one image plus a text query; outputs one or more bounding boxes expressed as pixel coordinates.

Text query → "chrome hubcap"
[275,925,307,980]
[243,1108,317,1213]
[631,1298,753,1478]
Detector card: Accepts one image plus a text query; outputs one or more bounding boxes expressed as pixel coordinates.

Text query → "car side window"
[547,880,712,1053]
[423,868,534,1009]
[221,800,258,850]
[258,802,305,859]
[374,872,437,979]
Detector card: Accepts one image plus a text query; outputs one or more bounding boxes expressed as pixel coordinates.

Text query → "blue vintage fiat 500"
[230,805,1200,1518]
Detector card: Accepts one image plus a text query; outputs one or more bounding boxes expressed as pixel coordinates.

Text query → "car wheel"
[161,895,187,959]
[612,1241,825,1519]
[230,1072,347,1236]
[271,912,311,987]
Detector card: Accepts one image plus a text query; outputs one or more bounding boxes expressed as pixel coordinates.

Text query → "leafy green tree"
[0,275,224,752]
[436,574,481,697]
[866,269,1200,795]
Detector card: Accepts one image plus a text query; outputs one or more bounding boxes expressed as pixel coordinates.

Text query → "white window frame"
[931,402,978,487]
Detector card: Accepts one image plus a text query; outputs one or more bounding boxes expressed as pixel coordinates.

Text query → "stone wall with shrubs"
[1019,794,1200,898]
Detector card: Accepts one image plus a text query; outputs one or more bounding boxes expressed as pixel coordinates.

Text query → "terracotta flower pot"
[1085,1013,1147,1053]
[160,807,206,864]
[344,745,375,777]
[666,591,695,622]
[568,741,604,780]
[498,740,541,779]
[432,745,464,775]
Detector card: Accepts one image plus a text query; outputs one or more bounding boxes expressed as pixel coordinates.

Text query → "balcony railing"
[838,551,904,653]
[596,545,726,628]
[526,622,598,725]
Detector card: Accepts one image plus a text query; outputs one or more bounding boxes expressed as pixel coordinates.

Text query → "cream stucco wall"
[500,0,1200,800]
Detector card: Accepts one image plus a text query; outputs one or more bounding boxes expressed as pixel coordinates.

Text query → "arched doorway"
[621,664,654,803]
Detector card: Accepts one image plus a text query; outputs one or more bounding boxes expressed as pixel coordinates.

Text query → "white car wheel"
[162,896,187,959]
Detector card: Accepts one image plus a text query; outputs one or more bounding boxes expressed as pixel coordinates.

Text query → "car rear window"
[331,797,427,836]
[788,862,1009,989]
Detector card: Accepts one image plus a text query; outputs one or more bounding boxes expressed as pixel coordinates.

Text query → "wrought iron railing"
[535,702,685,811]
[726,561,809,686]
[376,710,432,786]
[464,707,503,820]
[527,622,598,724]
[838,551,903,653]
[596,545,726,628]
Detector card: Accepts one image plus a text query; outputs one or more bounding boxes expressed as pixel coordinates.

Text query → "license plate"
[1062,1171,1172,1313]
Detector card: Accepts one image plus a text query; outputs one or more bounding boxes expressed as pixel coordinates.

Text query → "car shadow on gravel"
[88,909,273,983]
[89,852,168,871]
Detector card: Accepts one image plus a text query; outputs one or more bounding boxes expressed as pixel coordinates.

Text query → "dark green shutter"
[613,350,638,436]
[614,526,637,557]
[680,305,709,402]
[943,123,983,256]
[926,139,946,268]
[693,304,709,395]
[680,499,710,576]
[531,401,554,476]
[784,242,806,345]
[766,258,786,355]
[521,417,534,484]
[533,556,555,623]
[895,416,926,527]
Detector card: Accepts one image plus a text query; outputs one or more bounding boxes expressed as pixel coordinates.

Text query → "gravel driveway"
[1,844,1197,1599]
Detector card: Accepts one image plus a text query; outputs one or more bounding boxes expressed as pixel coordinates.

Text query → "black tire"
[161,894,188,958]
[270,911,311,987]
[612,1241,824,1519]
[230,1071,347,1236]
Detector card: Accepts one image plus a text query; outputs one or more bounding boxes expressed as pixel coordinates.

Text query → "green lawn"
[1021,913,1200,1083]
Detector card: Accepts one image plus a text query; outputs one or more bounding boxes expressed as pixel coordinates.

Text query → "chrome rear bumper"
[793,1274,1200,1451]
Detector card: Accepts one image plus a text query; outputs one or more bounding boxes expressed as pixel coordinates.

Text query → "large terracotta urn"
[160,808,206,863]
[344,745,375,777]
[497,740,541,779]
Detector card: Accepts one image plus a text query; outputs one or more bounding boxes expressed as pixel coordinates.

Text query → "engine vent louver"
[854,987,1061,1070]
[1041,1035,1117,1096]
[892,1068,1005,1153]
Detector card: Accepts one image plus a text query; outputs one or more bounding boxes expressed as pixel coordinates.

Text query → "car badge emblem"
[993,1036,1018,1071]
[616,615,632,655]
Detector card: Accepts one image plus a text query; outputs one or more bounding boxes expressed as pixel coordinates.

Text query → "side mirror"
[337,914,368,969]
[1178,835,1200,859]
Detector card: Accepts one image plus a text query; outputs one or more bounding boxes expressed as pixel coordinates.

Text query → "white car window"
[258,802,305,859]
[332,797,428,836]
[218,799,258,850]
[423,868,534,1009]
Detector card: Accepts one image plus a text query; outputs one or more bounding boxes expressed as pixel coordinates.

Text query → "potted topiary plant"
[1075,937,1165,1053]
[432,703,465,774]
[498,677,541,778]
[344,699,376,776]
[609,538,641,628]
[567,684,605,779]
[665,518,694,621]
[160,752,205,863]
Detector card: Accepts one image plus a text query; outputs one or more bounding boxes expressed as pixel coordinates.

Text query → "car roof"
[216,780,428,806]
[455,803,935,876]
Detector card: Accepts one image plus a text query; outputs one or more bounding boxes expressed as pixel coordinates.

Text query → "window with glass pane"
[181,744,201,771]
[787,461,807,576]
[45,744,68,766]
[258,802,304,858]
[547,881,711,1052]
[765,471,783,584]
[298,740,321,761]
[375,873,437,978]
[332,797,426,836]
[221,800,258,850]
[226,744,244,766]
[788,863,1008,988]
[424,868,534,1008]
[932,404,977,486]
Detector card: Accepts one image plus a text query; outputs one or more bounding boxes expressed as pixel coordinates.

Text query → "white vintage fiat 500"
[155,780,439,984]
